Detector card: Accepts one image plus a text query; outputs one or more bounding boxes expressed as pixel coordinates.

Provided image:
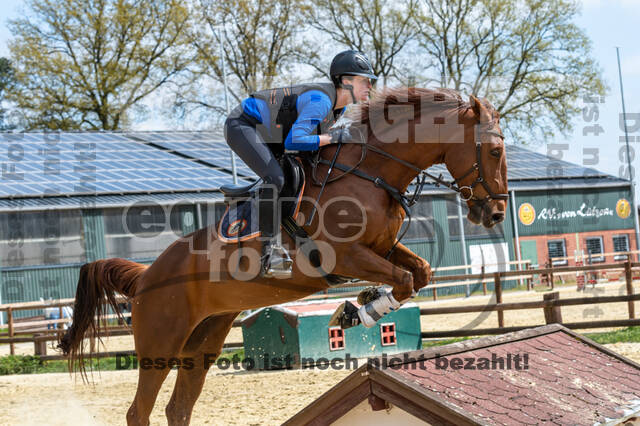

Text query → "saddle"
[218,155,305,242]
[218,154,352,286]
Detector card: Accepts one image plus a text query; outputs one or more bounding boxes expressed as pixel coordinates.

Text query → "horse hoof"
[357,286,385,306]
[328,301,360,329]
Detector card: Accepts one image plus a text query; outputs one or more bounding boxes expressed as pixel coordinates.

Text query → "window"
[585,236,604,263]
[328,327,345,351]
[446,196,504,240]
[547,239,567,266]
[104,205,184,259]
[0,210,85,267]
[380,323,397,346]
[613,235,630,261]
[402,198,436,241]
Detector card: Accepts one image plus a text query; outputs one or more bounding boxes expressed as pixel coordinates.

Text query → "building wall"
[404,194,518,297]
[0,203,197,319]
[512,187,634,236]
[1,183,636,312]
[518,229,637,268]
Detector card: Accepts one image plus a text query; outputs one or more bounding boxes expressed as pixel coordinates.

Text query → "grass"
[584,326,640,345]
[422,337,471,348]
[0,349,246,376]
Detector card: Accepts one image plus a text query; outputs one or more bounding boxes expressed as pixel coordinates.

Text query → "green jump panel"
[242,299,421,370]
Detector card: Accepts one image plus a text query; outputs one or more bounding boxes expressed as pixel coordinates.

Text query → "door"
[520,240,538,267]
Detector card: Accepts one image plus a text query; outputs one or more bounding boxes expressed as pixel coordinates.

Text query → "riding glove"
[330,127,352,144]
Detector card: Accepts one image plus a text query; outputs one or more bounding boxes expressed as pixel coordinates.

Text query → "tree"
[7,0,193,130]
[413,0,606,142]
[0,58,16,130]
[174,0,310,118]
[303,0,419,86]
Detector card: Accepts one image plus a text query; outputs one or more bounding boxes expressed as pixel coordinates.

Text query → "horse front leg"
[329,243,414,329]
[354,241,432,310]
[386,241,432,292]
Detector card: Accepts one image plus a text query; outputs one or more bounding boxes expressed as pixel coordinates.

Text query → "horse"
[59,87,508,425]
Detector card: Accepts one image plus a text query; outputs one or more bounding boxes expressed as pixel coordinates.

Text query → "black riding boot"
[259,184,292,278]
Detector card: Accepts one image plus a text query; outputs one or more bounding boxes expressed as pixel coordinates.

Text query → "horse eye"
[490,149,502,158]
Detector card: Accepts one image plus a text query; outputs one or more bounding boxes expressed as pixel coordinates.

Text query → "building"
[0,132,635,318]
[0,131,246,318]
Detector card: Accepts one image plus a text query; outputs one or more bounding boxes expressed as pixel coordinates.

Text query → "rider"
[224,50,377,278]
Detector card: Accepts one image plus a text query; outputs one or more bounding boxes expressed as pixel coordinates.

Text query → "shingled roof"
[285,324,640,426]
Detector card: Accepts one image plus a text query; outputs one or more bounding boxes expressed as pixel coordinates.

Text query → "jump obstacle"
[285,324,640,426]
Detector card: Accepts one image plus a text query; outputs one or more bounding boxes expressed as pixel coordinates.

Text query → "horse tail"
[58,258,147,378]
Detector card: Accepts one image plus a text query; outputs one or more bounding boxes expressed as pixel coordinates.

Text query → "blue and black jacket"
[241,82,343,155]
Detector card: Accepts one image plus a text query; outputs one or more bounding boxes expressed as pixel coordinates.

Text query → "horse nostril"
[492,212,505,223]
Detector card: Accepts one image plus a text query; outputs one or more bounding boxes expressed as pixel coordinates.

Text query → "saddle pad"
[217,181,305,243]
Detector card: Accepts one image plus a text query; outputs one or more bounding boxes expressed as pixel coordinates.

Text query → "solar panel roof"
[124,131,256,178]
[0,191,224,212]
[0,131,625,200]
[0,131,254,198]
[418,144,612,183]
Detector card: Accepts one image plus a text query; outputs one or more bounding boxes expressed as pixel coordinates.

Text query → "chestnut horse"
[59,87,508,425]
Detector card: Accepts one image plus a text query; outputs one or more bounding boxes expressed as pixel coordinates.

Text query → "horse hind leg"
[165,312,239,426]
[127,300,194,426]
[127,366,174,426]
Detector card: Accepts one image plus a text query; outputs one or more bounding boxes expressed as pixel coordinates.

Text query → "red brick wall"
[517,228,637,267]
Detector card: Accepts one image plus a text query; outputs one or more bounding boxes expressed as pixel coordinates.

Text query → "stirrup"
[261,244,293,279]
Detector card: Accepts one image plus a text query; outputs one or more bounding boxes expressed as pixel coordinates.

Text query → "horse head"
[442,94,508,228]
[346,87,508,229]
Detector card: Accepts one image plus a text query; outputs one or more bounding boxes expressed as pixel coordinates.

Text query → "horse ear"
[469,94,491,123]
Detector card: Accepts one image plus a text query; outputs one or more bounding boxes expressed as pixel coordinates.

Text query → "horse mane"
[346,86,498,126]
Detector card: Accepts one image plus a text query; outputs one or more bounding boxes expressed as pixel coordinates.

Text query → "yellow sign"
[616,198,631,219]
[518,203,535,226]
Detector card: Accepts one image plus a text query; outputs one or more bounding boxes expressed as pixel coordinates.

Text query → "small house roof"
[284,324,640,425]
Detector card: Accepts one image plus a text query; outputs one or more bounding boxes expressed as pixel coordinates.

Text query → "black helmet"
[330,50,378,86]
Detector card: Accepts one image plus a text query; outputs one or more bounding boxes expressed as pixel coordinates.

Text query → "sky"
[1,0,640,196]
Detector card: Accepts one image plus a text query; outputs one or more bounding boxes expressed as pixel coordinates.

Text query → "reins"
[307,120,508,259]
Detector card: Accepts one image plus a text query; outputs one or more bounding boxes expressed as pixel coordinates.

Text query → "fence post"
[494,273,504,328]
[549,261,555,290]
[432,287,437,301]
[625,260,635,319]
[34,333,47,356]
[58,306,64,340]
[482,265,487,295]
[7,307,14,356]
[526,263,532,291]
[543,292,563,324]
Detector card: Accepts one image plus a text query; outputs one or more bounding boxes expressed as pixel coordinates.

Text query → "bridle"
[307,118,509,258]
[311,122,509,207]
[430,124,509,204]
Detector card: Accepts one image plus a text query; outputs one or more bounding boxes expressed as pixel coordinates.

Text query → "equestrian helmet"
[330,50,378,86]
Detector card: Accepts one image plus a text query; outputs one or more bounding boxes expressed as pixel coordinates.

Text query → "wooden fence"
[1,260,638,360]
